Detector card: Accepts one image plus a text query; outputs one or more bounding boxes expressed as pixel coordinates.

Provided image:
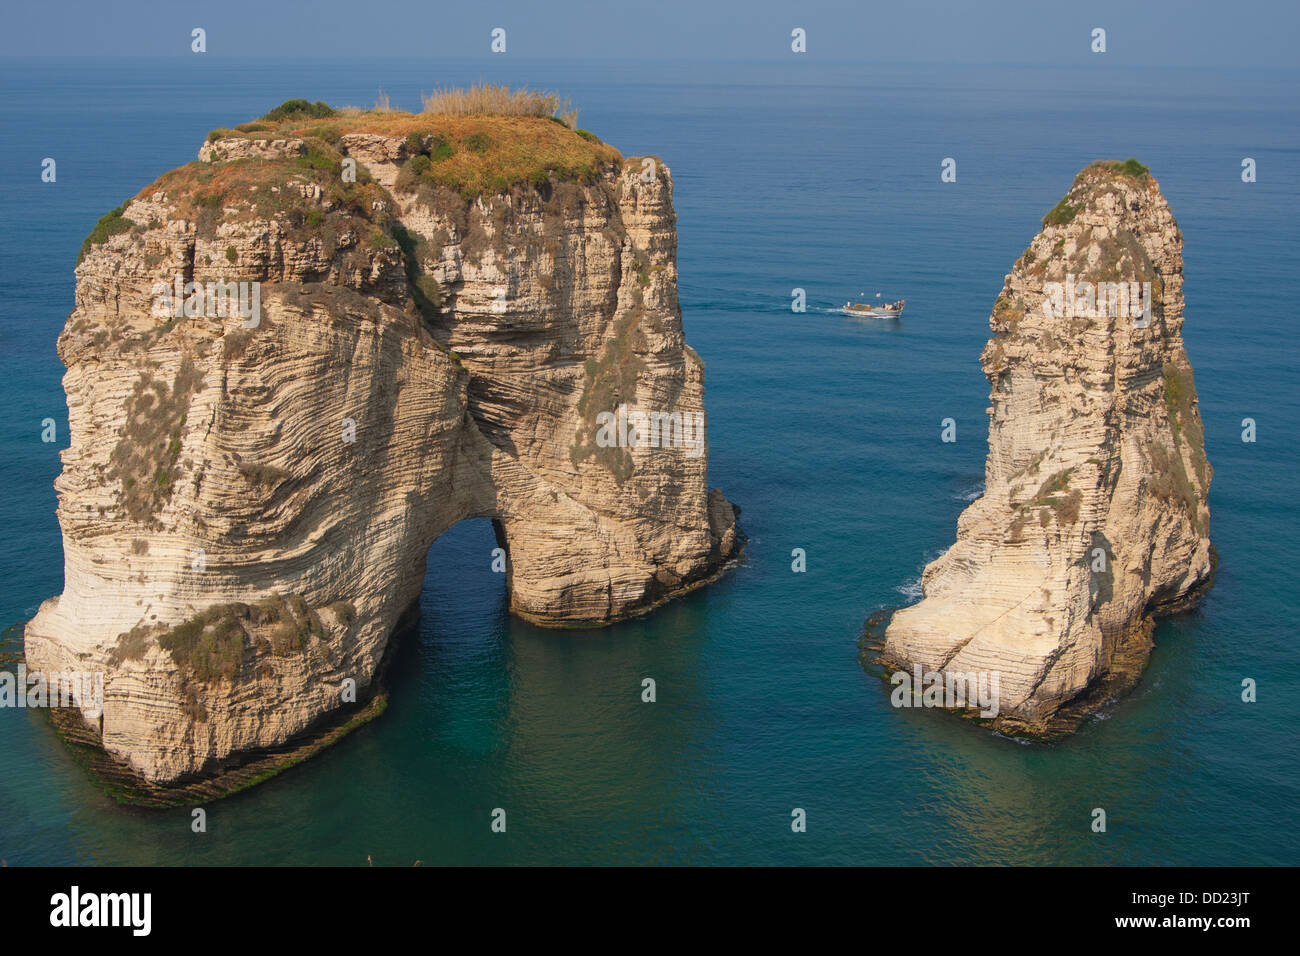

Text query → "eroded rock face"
[882,162,1213,734]
[25,118,737,784]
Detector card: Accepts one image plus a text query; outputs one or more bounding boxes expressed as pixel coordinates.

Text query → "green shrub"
[391,223,441,320]
[1027,468,1083,525]
[465,131,493,154]
[1043,195,1080,227]
[262,98,336,122]
[286,594,325,643]
[294,142,338,174]
[1112,157,1149,179]
[1034,468,1074,500]
[312,124,343,147]
[158,607,249,684]
[429,135,454,162]
[992,294,1022,324]
[151,592,337,684]
[78,204,134,263]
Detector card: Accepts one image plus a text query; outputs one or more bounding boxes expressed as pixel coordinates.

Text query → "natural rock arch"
[25,109,738,786]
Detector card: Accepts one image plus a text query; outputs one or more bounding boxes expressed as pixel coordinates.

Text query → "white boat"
[840,297,905,318]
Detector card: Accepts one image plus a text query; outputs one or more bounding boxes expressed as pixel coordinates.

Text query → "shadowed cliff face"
[883,161,1213,734]
[25,111,738,784]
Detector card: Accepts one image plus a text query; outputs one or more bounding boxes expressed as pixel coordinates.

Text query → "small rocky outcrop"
[882,160,1213,734]
[25,102,738,786]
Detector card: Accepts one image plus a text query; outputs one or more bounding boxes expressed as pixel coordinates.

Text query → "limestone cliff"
[882,160,1213,734]
[25,102,738,786]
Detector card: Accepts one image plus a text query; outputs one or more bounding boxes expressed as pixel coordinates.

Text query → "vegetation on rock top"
[205,89,621,201]
[419,83,578,128]
[1043,194,1081,227]
[1093,157,1150,180]
[1043,158,1152,228]
[78,89,626,347]
[150,138,390,242]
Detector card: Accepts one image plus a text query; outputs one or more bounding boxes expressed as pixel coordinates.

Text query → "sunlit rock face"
[883,161,1213,734]
[26,112,737,784]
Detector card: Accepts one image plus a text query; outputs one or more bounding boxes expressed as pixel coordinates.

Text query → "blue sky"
[2,0,1297,67]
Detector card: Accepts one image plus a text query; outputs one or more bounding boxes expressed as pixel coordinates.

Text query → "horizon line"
[0,54,1297,72]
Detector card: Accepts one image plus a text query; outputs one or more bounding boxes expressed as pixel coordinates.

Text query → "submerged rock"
[26,103,738,786]
[882,160,1213,735]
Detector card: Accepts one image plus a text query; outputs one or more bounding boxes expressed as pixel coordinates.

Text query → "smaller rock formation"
[882,160,1214,735]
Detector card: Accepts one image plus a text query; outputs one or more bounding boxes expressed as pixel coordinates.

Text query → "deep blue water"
[1,57,1297,865]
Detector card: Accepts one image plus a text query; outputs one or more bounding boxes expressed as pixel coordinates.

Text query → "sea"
[1,56,1297,865]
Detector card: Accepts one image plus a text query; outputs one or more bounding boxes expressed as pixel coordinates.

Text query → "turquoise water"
[1,58,1297,865]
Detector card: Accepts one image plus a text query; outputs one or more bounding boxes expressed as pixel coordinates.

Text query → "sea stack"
[25,100,739,786]
[882,160,1213,735]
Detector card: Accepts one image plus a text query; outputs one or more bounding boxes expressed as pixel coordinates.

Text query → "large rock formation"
[882,160,1213,734]
[26,102,738,785]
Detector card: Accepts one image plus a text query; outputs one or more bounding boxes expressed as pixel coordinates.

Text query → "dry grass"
[391,114,618,199]
[177,104,621,204]
[99,100,626,351]
[420,83,577,129]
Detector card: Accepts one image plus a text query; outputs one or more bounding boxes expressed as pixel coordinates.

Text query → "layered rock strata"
[26,105,738,784]
[882,161,1213,734]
